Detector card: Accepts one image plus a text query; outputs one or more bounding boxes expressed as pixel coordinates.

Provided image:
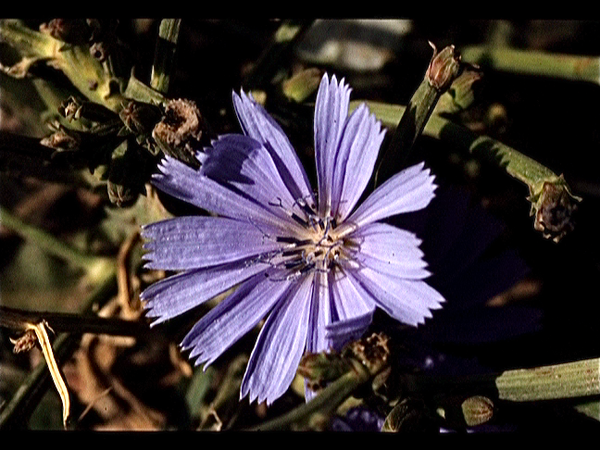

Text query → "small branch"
[0,205,114,276]
[461,45,600,86]
[374,43,462,186]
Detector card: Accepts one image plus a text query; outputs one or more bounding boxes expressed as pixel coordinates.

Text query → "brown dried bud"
[461,396,494,427]
[426,42,462,92]
[39,19,91,45]
[532,176,581,242]
[119,100,162,137]
[40,128,81,152]
[342,332,390,376]
[152,98,203,167]
[10,329,37,354]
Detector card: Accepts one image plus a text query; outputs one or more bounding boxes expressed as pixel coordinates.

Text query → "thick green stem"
[150,19,181,95]
[461,45,600,85]
[496,358,600,402]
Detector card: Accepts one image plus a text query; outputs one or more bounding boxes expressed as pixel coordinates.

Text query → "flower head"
[140,73,444,405]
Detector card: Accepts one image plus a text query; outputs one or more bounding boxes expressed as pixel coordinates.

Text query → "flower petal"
[306,271,332,354]
[240,274,314,405]
[345,222,431,280]
[338,162,436,235]
[348,266,444,327]
[314,74,352,216]
[199,134,303,221]
[140,260,268,324]
[152,155,299,234]
[331,103,386,221]
[141,216,288,271]
[180,272,293,367]
[233,91,314,206]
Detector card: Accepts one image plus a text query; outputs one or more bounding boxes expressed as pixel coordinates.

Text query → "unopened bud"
[461,396,494,427]
[426,43,462,92]
[531,176,581,242]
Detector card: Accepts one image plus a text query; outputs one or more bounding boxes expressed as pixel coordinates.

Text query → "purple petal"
[152,155,296,234]
[345,222,431,280]
[198,134,302,222]
[326,312,374,351]
[348,267,445,327]
[338,162,436,235]
[314,74,352,216]
[140,260,268,324]
[181,272,293,367]
[141,216,288,271]
[306,271,332,354]
[326,269,376,348]
[331,103,386,221]
[241,274,314,405]
[233,91,314,206]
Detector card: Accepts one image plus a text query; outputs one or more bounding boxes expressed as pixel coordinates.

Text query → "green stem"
[374,44,461,186]
[496,358,600,402]
[0,205,110,274]
[150,19,181,95]
[358,100,581,241]
[247,362,371,431]
[461,45,600,85]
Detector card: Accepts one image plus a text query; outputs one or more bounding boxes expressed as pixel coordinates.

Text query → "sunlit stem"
[0,205,114,284]
[461,45,600,86]
[150,19,181,94]
[496,358,600,402]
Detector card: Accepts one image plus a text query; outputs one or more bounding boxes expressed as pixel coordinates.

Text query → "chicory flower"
[140,73,444,405]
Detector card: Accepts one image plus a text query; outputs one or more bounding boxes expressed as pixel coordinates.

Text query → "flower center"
[260,197,360,281]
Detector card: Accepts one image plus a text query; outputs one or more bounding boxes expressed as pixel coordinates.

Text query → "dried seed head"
[40,128,81,152]
[426,43,462,92]
[152,98,203,167]
[461,395,494,427]
[532,176,581,243]
[343,332,390,376]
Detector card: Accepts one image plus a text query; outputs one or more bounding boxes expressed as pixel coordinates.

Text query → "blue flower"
[140,73,444,405]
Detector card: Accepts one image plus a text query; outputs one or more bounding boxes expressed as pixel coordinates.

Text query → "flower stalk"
[0,205,114,282]
[357,100,581,241]
[461,45,600,85]
[374,43,462,186]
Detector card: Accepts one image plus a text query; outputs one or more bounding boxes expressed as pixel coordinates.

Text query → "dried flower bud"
[298,351,353,391]
[40,128,81,152]
[342,332,390,376]
[426,43,462,92]
[10,329,37,354]
[152,98,203,167]
[119,100,162,137]
[39,19,91,45]
[461,396,494,427]
[531,176,581,242]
